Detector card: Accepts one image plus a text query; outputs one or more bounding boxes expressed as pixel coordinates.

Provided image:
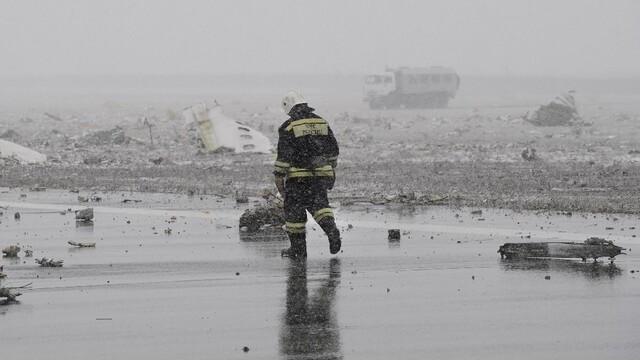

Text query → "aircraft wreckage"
[498,237,625,262]
[0,139,47,164]
[183,102,272,154]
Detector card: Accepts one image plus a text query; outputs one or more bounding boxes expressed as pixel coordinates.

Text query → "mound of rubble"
[525,92,583,126]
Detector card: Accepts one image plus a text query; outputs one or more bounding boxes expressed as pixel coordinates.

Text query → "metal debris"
[0,283,32,305]
[68,241,96,248]
[35,257,64,267]
[498,237,625,262]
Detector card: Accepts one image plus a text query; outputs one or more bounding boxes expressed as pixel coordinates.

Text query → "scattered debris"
[0,129,21,141]
[68,241,96,248]
[79,126,128,146]
[498,237,625,262]
[183,102,272,153]
[35,257,64,267]
[75,208,94,221]
[2,245,21,257]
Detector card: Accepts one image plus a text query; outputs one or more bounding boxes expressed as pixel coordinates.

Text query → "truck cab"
[363,72,396,104]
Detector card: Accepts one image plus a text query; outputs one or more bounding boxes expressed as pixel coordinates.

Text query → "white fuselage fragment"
[183,103,272,154]
[0,139,47,164]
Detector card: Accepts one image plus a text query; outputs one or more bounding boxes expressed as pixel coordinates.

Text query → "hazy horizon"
[2,0,639,78]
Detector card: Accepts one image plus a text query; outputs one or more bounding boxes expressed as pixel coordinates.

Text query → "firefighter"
[274,90,341,258]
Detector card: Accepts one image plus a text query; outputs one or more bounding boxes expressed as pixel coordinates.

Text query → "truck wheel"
[369,99,383,109]
[435,95,449,108]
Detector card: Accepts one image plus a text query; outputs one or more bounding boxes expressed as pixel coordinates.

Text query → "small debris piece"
[35,257,64,267]
[521,147,538,161]
[68,241,96,248]
[24,249,33,257]
[44,112,63,121]
[121,199,142,203]
[2,245,21,257]
[0,265,5,278]
[471,210,482,215]
[242,346,250,352]
[388,229,401,240]
[545,275,551,280]
[14,212,20,220]
[235,190,249,204]
[75,208,94,221]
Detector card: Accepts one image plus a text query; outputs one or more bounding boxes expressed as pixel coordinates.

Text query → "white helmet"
[282,90,307,115]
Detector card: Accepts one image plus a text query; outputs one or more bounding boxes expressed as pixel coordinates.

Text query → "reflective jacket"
[274,104,339,179]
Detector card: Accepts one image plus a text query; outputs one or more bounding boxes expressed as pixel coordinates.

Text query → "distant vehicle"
[363,66,460,109]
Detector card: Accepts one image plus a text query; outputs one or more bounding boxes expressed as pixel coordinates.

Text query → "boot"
[328,228,341,254]
[281,233,307,259]
[319,218,341,255]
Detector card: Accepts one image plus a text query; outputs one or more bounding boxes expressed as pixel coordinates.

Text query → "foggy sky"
[1,0,639,78]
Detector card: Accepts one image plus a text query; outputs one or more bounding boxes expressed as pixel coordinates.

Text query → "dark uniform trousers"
[284,177,339,253]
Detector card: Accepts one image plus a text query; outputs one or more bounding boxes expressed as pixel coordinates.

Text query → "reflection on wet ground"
[501,258,623,280]
[280,258,342,359]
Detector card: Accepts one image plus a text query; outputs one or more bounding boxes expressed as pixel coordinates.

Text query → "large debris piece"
[525,91,582,126]
[0,139,47,164]
[183,102,272,154]
[75,208,94,221]
[498,237,625,262]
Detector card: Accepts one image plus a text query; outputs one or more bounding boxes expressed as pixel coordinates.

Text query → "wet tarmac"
[1,190,639,359]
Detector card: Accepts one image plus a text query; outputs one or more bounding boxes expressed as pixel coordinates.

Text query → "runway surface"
[1,190,639,359]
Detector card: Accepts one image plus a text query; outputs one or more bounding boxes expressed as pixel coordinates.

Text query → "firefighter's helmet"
[282,90,307,115]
